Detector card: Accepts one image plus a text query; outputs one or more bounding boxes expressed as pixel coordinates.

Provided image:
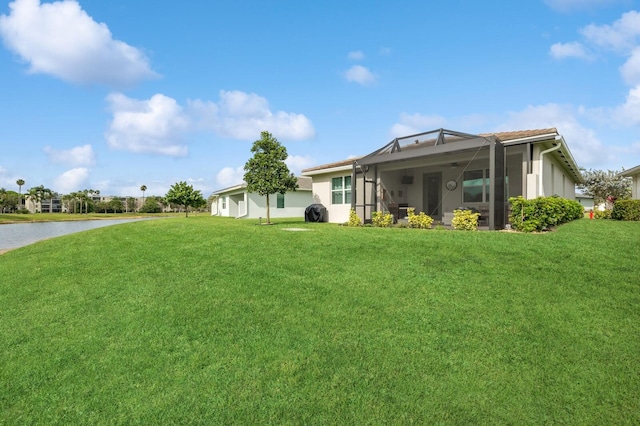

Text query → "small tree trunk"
[265,194,271,224]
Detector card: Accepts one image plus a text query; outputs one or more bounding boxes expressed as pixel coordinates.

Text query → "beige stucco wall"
[309,169,352,223]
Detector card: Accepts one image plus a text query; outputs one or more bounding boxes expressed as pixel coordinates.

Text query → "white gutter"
[500,132,559,146]
[539,140,562,197]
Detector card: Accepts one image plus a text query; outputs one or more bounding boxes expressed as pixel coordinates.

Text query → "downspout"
[539,140,562,197]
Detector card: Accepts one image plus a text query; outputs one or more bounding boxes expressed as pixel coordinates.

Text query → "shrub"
[452,209,480,231]
[347,209,363,227]
[406,207,434,229]
[509,196,584,232]
[372,211,394,227]
[593,209,612,219]
[612,199,640,221]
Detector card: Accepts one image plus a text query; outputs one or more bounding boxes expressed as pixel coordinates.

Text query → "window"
[331,176,352,205]
[463,169,508,203]
[221,197,226,209]
[277,193,285,208]
[463,170,486,203]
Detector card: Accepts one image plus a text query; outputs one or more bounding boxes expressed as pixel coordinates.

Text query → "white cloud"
[216,166,244,188]
[44,144,95,166]
[189,90,315,141]
[105,90,315,156]
[53,167,89,193]
[620,47,640,85]
[580,10,640,53]
[389,113,447,137]
[0,0,157,87]
[106,93,190,157]
[497,103,612,167]
[285,155,314,175]
[549,42,592,60]
[613,84,640,125]
[348,50,364,60]
[344,65,377,86]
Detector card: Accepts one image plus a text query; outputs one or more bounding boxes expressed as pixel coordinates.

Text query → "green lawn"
[1,217,638,424]
[0,212,180,224]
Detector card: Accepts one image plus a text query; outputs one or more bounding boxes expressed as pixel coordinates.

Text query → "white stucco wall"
[527,144,577,200]
[631,173,640,199]
[213,190,312,219]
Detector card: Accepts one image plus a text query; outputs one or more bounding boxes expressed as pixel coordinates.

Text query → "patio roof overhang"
[355,128,497,167]
[351,128,506,230]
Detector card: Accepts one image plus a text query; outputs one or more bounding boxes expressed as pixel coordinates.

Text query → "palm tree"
[140,185,147,210]
[41,187,53,213]
[16,179,25,209]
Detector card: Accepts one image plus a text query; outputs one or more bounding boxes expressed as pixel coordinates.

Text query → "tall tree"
[577,168,631,205]
[0,188,6,213]
[243,131,298,224]
[140,185,147,210]
[165,181,206,217]
[16,179,25,209]
[1,190,20,213]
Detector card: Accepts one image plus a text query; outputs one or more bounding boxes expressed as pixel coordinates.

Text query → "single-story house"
[618,165,640,199]
[211,176,313,219]
[302,128,582,230]
[576,193,594,211]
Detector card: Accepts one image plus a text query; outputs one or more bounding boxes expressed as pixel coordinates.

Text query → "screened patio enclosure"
[350,128,507,230]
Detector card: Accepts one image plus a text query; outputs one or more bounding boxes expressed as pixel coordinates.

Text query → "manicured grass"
[1,217,638,424]
[0,212,176,224]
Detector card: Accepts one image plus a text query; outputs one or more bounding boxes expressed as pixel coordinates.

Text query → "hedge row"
[612,199,640,221]
[509,196,584,232]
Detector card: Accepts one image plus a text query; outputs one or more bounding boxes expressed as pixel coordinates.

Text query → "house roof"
[301,127,581,181]
[211,176,312,196]
[618,164,640,177]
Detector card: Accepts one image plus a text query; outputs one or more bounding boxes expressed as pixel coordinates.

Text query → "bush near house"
[452,209,480,231]
[372,211,394,227]
[407,208,434,229]
[594,209,612,219]
[509,196,584,232]
[347,208,363,227]
[612,199,640,221]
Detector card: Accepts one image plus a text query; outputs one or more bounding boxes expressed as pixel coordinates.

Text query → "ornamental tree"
[165,181,206,217]
[243,131,298,224]
[577,168,631,206]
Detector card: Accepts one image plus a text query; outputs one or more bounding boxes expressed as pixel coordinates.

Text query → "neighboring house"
[618,165,640,199]
[211,177,313,219]
[576,193,594,211]
[302,128,581,230]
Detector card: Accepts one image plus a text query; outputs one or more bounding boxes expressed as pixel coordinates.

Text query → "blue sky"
[1,0,639,197]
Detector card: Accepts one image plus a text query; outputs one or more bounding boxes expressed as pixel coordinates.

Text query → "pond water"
[0,219,153,251]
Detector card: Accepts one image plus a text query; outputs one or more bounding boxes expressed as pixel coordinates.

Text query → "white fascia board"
[211,183,247,196]
[619,164,640,177]
[500,133,559,146]
[302,164,354,176]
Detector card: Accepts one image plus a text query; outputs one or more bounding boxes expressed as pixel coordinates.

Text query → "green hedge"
[612,199,640,221]
[509,196,584,232]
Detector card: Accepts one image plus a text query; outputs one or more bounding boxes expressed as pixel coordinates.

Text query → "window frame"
[331,176,352,205]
